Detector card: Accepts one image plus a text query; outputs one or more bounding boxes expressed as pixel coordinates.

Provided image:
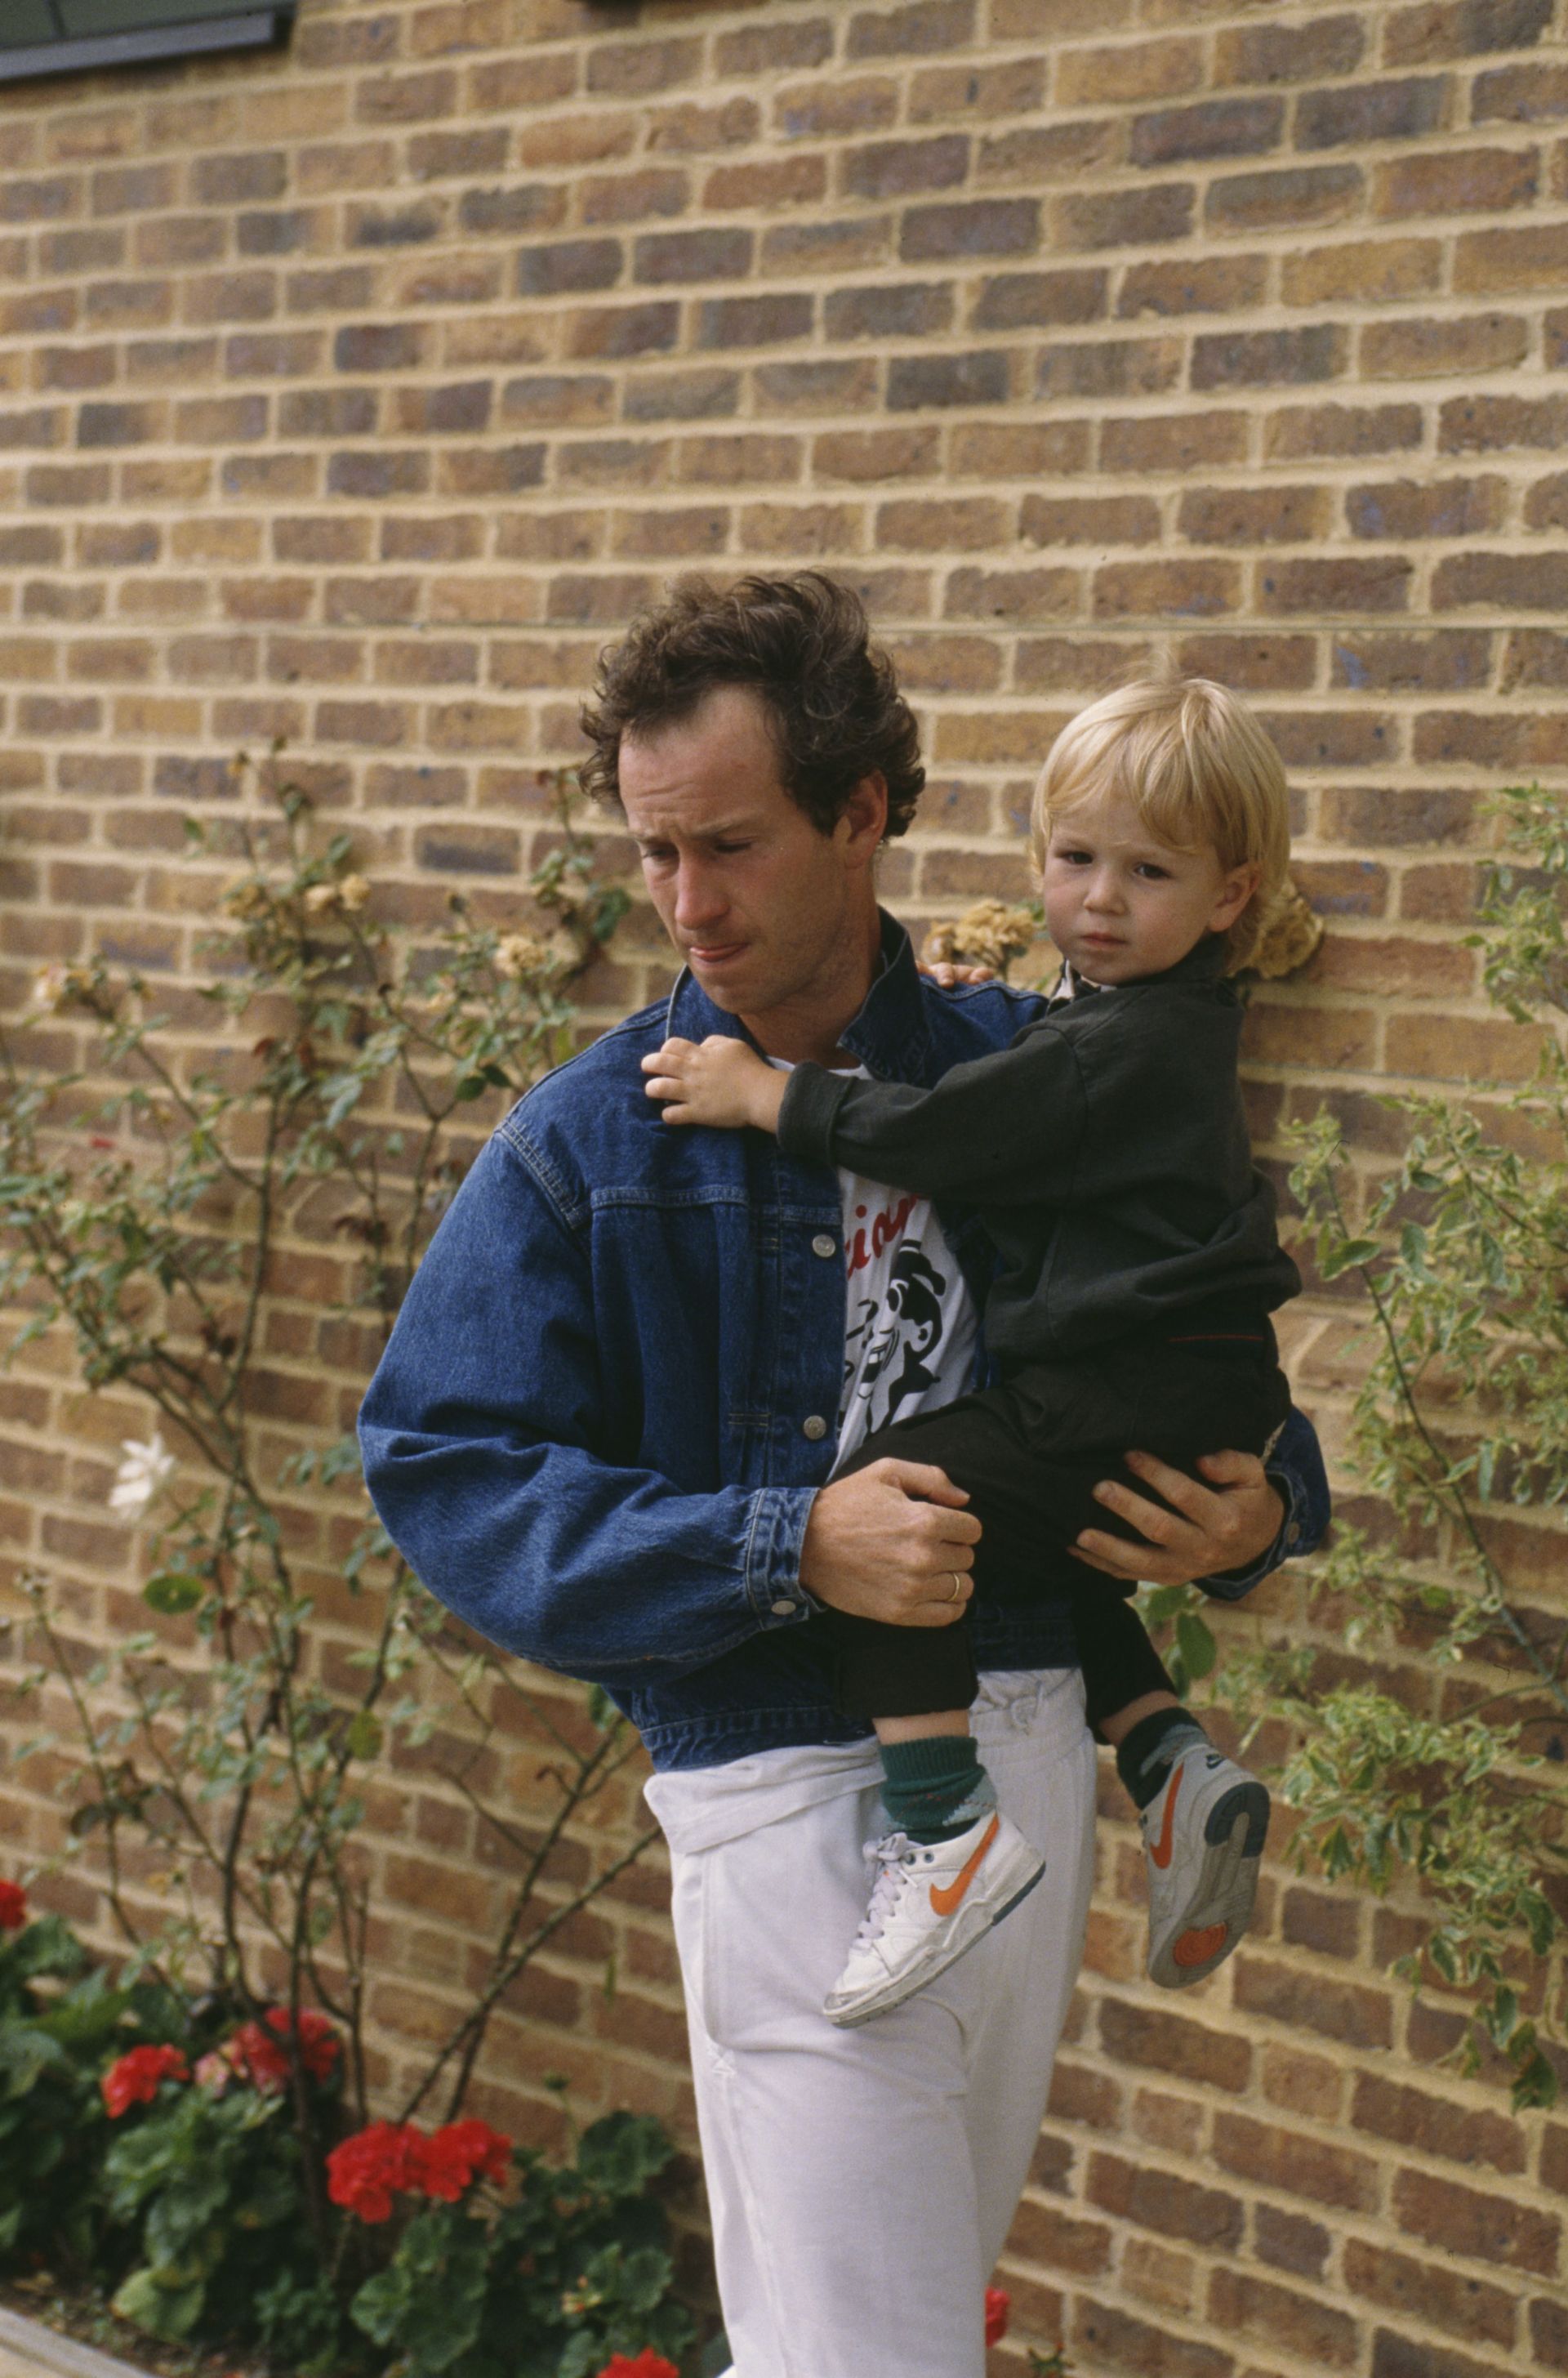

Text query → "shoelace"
[850,1833,917,1951]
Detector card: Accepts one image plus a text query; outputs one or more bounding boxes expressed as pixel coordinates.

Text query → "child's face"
[1040,783,1258,987]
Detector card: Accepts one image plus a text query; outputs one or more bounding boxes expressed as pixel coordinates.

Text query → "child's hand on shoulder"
[640,1035,786,1134]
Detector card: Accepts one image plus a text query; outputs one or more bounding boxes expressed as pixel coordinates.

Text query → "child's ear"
[1208,860,1261,935]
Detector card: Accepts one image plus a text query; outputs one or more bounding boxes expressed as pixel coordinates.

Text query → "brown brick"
[1206,163,1362,232]
[1320,786,1476,847]
[977,120,1123,185]
[1372,2332,1521,2378]
[567,302,679,361]
[814,426,942,482]
[1071,2298,1230,2378]
[1176,632,1316,689]
[1193,325,1346,390]
[1055,184,1194,252]
[1346,476,1505,540]
[581,169,690,227]
[622,368,740,423]
[1283,237,1441,305]
[1179,486,1329,546]
[1207,2269,1356,2368]
[1232,1954,1396,2045]
[1433,551,1568,610]
[1214,2108,1379,2211]
[1259,556,1412,614]
[715,16,835,76]
[1267,400,1425,460]
[1344,2240,1517,2349]
[1388,0,1553,65]
[1098,1998,1251,2091]
[1299,74,1449,149]
[1532,2297,1568,2373]
[1055,37,1203,107]
[1374,145,1539,216]
[1333,630,1492,690]
[879,498,1009,551]
[1394,2168,1558,2274]
[1100,410,1249,472]
[586,36,702,100]
[1118,256,1267,316]
[951,421,1092,476]
[516,239,622,297]
[901,198,1039,261]
[826,279,950,345]
[1473,61,1568,121]
[944,569,1080,627]
[1215,16,1366,85]
[844,134,969,200]
[1255,2203,1332,2279]
[1132,97,1284,167]
[847,0,974,58]
[1440,392,1568,451]
[1022,494,1160,547]
[973,268,1105,329]
[1088,2149,1243,2250]
[704,157,828,212]
[1036,336,1181,400]
[697,294,814,350]
[1455,221,1568,296]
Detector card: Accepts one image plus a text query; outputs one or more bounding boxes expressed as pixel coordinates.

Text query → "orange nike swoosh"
[929,1814,1000,1916]
[1150,1766,1183,1870]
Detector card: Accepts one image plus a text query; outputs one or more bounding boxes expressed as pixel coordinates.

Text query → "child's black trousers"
[823,1305,1292,1732]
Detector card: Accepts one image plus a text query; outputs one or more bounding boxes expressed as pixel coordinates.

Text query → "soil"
[0,2277,273,2378]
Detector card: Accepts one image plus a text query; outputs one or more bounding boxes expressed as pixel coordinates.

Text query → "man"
[359,573,1328,2378]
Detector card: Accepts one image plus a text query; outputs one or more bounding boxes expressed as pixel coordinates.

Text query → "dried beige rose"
[494,930,550,981]
[922,899,1040,975]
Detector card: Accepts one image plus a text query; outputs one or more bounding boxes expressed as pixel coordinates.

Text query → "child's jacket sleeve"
[777,1020,1087,1205]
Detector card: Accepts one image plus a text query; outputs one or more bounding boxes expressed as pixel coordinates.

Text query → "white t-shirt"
[833,1153,978,1470]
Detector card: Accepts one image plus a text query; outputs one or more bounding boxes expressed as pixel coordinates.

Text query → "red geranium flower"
[0,1881,26,1932]
[102,2043,189,2118]
[985,2287,1010,2347]
[326,2121,428,2224]
[226,2005,341,2091]
[416,2119,512,2201]
[595,2358,679,2378]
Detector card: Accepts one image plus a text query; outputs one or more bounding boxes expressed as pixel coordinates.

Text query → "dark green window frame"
[0,3,295,85]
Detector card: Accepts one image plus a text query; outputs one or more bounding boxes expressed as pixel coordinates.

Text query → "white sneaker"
[1141,1742,1270,1989]
[823,1807,1046,2028]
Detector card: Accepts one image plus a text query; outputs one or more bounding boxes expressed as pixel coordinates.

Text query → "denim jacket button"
[802,1414,828,1440]
[811,1234,836,1258]
[769,1598,796,1618]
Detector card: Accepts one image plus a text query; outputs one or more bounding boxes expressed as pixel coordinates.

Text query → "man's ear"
[837,770,889,867]
[1209,859,1261,935]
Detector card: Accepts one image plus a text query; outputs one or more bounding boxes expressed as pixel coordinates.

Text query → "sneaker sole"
[1147,1780,1269,1992]
[826,1854,1047,2029]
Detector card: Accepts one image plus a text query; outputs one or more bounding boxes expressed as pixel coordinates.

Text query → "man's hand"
[1073,1448,1281,1585]
[640,1035,786,1132]
[800,1459,981,1626]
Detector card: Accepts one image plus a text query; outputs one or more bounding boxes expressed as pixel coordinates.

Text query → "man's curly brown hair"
[578,572,925,839]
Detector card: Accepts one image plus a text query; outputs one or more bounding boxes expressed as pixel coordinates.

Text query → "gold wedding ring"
[948,1572,964,1604]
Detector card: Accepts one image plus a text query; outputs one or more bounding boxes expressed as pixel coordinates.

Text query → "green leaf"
[345,1711,383,1761]
[113,2268,206,2342]
[143,1573,206,1616]
[1319,1237,1382,1280]
[1175,1611,1217,1683]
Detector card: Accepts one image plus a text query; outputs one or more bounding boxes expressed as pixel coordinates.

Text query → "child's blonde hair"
[1029,676,1290,973]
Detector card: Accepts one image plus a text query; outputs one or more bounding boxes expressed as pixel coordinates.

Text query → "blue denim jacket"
[359,914,1329,1770]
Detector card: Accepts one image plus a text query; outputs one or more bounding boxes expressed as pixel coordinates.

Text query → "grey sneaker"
[1140,1743,1269,1989]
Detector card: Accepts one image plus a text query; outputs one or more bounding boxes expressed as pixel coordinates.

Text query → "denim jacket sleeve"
[1197,1403,1331,1604]
[357,1132,818,1689]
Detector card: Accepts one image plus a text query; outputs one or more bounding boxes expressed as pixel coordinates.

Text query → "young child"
[642,677,1301,2026]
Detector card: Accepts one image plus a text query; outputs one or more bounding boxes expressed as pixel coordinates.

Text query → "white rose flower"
[109,1432,174,1519]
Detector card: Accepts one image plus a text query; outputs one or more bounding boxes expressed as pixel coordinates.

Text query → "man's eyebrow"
[633,814,766,842]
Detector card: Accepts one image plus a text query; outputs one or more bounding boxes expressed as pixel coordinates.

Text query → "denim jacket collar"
[664,910,939,1091]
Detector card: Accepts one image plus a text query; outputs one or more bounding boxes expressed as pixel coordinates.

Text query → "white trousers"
[645,1669,1098,2378]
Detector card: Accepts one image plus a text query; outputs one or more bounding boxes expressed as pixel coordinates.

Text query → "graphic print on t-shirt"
[835,1178,977,1466]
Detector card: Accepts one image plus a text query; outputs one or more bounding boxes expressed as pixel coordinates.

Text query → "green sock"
[879,1735,998,1845]
[1115,1708,1209,1811]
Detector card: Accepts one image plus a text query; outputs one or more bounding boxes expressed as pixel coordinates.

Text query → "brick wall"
[2,2,1567,2372]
